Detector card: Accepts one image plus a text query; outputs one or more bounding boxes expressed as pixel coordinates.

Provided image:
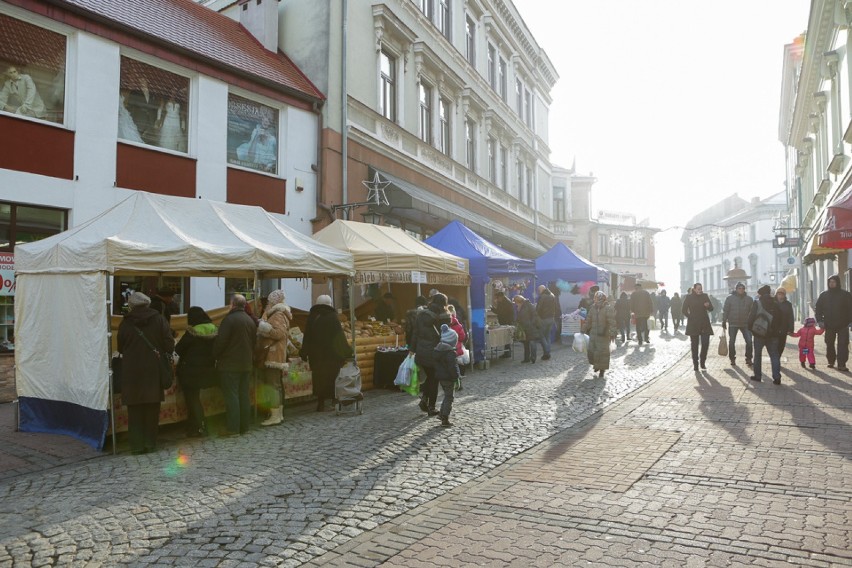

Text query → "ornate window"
[487,43,496,90]
[379,49,396,121]
[465,16,476,66]
[437,0,451,39]
[487,137,496,183]
[439,97,451,155]
[498,57,507,101]
[500,145,508,189]
[465,118,476,171]
[419,82,432,144]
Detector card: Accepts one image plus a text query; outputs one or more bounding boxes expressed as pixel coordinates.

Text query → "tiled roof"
[60,0,324,101]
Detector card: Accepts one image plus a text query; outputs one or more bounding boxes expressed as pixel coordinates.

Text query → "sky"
[512,0,809,289]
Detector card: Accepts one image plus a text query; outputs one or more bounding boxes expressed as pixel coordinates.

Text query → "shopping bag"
[718,334,728,357]
[456,346,471,366]
[572,333,589,353]
[394,355,415,386]
[401,363,420,396]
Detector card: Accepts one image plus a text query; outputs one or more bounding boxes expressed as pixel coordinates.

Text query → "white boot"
[261,406,283,426]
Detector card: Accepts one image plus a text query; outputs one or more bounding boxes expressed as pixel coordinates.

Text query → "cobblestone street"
[2,329,851,566]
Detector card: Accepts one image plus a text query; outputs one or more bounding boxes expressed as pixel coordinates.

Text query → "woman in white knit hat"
[256,289,291,426]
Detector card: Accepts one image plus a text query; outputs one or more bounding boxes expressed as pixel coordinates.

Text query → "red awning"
[818,187,852,249]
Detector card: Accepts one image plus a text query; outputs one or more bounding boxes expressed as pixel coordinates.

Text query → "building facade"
[778,1,852,318]
[0,0,327,399]
[679,193,789,306]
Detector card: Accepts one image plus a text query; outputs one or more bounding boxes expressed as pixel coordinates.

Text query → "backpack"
[751,300,773,337]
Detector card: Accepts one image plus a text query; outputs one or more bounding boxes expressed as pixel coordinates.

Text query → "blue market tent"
[425,221,535,363]
[535,242,609,284]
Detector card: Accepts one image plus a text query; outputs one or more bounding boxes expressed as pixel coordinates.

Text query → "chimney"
[239,0,279,52]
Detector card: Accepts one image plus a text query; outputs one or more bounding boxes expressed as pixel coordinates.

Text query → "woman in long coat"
[412,293,451,415]
[584,291,616,378]
[670,293,684,333]
[300,295,352,412]
[118,292,174,454]
[682,283,714,371]
[257,289,291,425]
[175,306,217,438]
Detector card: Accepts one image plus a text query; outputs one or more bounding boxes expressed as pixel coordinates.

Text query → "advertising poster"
[227,93,278,174]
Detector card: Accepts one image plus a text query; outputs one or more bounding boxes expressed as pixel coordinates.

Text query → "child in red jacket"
[790,317,825,369]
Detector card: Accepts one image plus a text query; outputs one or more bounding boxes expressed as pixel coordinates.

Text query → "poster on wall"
[227,93,279,175]
[0,253,13,296]
[0,14,67,124]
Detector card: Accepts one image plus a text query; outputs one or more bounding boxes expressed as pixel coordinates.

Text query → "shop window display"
[0,14,66,124]
[227,93,279,175]
[118,56,189,152]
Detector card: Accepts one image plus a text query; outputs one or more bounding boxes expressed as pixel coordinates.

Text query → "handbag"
[718,333,728,357]
[514,325,526,342]
[394,355,415,387]
[111,355,123,394]
[135,327,174,390]
[456,345,470,366]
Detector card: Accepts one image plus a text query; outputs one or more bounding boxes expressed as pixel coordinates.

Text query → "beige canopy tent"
[312,220,470,287]
[14,192,355,451]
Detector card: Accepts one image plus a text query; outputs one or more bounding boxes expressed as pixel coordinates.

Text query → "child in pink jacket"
[790,317,825,369]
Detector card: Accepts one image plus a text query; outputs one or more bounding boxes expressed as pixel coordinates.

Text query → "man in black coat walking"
[814,275,852,371]
[213,294,257,436]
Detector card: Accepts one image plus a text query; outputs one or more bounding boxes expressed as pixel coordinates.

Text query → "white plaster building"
[679,193,789,305]
[778,1,852,318]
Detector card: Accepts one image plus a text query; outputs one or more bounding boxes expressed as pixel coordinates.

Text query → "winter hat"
[128,291,151,308]
[757,284,771,296]
[316,294,333,307]
[430,292,448,307]
[267,289,286,307]
[440,323,458,346]
[804,317,816,327]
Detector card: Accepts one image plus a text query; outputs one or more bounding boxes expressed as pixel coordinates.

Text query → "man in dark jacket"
[213,294,257,436]
[514,294,545,363]
[117,292,174,455]
[404,295,429,348]
[491,291,514,358]
[657,290,671,332]
[814,275,852,371]
[536,284,558,360]
[722,282,754,366]
[412,293,451,415]
[630,283,653,344]
[301,295,353,412]
[615,292,631,342]
[775,287,795,358]
[749,285,785,385]
[149,287,179,324]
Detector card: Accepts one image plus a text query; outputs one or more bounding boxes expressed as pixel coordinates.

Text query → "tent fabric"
[425,221,535,364]
[534,242,610,284]
[14,192,356,450]
[312,220,469,285]
[15,192,355,277]
[818,187,852,249]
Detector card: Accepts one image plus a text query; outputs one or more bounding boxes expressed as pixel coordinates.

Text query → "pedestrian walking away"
[813,274,852,371]
[657,289,671,332]
[300,295,353,412]
[682,282,714,371]
[721,281,753,367]
[583,291,616,378]
[213,294,257,436]
[536,284,558,359]
[174,306,217,438]
[256,289,291,426]
[630,283,653,344]
[514,294,545,364]
[775,287,795,358]
[614,292,631,342]
[117,291,175,454]
[433,324,462,427]
[748,285,787,385]
[791,317,825,369]
[670,292,683,333]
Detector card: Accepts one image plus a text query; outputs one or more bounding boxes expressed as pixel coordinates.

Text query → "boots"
[440,415,452,427]
[262,406,283,426]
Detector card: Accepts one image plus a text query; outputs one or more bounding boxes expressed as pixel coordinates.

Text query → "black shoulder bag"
[135,327,174,390]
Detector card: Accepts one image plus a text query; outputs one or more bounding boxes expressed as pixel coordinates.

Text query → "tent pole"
[253,270,260,425]
[466,282,473,373]
[106,273,116,455]
[349,276,356,354]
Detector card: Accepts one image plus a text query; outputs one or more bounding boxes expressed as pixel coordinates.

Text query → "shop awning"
[372,169,547,258]
[802,234,842,264]
[818,187,852,249]
[781,273,797,292]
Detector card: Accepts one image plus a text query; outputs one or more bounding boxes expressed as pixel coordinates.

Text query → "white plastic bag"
[394,355,415,386]
[456,346,470,366]
[572,332,589,353]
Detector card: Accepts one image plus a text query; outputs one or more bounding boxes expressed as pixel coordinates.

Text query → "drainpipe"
[341,0,348,219]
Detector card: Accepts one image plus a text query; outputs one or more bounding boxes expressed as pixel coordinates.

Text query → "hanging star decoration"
[362,172,391,207]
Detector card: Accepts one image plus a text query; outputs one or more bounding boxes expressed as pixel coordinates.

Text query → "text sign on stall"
[0,254,13,296]
[411,271,428,284]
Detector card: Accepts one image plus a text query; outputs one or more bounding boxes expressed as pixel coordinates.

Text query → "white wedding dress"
[117,94,143,143]
[157,101,185,152]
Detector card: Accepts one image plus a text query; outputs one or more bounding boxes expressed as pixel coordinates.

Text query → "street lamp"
[774,233,787,247]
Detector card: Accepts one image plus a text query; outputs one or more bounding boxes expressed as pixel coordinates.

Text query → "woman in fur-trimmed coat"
[583,291,617,378]
[256,289,291,426]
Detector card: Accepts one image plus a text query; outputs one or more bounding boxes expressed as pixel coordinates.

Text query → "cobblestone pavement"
[1,329,850,566]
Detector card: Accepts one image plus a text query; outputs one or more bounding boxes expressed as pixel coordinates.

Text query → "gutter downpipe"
[341,0,348,219]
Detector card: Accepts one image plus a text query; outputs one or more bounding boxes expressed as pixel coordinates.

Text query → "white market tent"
[312,219,470,286]
[14,192,355,450]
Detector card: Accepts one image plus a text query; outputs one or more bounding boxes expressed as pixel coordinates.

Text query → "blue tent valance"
[535,242,609,284]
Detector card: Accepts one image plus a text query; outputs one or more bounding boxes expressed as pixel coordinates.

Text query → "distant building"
[680,192,787,303]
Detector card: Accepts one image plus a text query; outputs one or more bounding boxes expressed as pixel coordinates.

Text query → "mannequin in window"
[0,65,46,118]
[156,87,186,152]
[126,76,159,144]
[118,88,144,143]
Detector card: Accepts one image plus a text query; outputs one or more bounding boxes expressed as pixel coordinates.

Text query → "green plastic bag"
[401,363,419,396]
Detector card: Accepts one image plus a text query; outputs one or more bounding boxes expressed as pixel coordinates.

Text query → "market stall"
[425,221,535,364]
[534,242,611,322]
[14,192,354,450]
[312,220,470,388]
